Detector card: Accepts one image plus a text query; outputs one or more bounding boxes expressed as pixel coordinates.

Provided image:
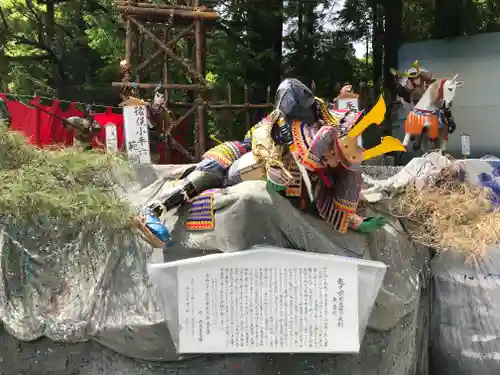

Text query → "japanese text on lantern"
[177,260,359,353]
[123,105,151,163]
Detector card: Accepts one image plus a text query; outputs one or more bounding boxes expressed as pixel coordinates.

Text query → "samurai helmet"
[332,96,406,169]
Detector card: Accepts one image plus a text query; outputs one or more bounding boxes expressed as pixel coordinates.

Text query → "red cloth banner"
[0,94,191,164]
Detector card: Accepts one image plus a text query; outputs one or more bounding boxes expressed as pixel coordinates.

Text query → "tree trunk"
[302,1,316,86]
[434,0,464,38]
[382,0,402,134]
[371,0,383,100]
[44,0,59,93]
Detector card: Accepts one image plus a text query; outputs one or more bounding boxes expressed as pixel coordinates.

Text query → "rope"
[1,93,122,110]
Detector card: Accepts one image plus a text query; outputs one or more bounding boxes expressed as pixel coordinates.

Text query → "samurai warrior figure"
[65,104,101,149]
[146,83,169,163]
[331,84,356,106]
[391,60,434,105]
[148,83,167,130]
[119,60,139,99]
[274,79,404,233]
[119,82,173,161]
[140,78,406,248]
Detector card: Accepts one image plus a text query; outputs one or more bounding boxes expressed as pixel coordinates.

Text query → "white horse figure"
[402,74,463,152]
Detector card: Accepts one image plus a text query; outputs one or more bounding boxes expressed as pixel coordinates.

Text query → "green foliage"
[0,0,122,101]
[83,11,124,64]
[1,0,500,145]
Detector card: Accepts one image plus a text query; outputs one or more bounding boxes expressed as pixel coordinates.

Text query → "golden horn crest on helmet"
[337,96,406,164]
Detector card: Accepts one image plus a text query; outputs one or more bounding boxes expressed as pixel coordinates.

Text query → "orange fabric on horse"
[405,109,439,140]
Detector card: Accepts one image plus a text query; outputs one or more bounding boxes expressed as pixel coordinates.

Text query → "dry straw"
[391,166,500,257]
[0,121,135,234]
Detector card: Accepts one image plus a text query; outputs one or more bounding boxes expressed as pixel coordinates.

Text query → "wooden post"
[460,133,470,159]
[226,83,233,139]
[135,30,142,97]
[194,0,206,159]
[163,29,171,164]
[244,84,250,129]
[124,18,133,81]
[128,16,207,85]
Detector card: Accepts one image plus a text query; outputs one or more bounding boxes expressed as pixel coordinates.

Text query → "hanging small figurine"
[148,82,167,130]
[146,82,169,163]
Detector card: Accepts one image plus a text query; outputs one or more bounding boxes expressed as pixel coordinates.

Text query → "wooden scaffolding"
[113,0,274,162]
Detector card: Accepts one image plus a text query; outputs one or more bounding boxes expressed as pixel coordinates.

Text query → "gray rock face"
[0,165,430,375]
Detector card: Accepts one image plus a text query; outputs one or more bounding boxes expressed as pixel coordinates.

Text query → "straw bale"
[391,167,500,257]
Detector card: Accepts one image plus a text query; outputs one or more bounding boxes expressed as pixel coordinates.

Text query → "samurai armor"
[154,168,222,216]
[203,141,250,170]
[227,152,266,185]
[290,120,326,171]
[283,154,301,197]
[289,120,362,233]
[185,189,216,231]
[155,141,249,215]
[314,167,362,234]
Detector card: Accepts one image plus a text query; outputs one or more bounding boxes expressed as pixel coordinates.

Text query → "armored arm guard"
[240,113,292,189]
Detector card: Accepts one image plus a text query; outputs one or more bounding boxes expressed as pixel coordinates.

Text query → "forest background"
[0,0,499,145]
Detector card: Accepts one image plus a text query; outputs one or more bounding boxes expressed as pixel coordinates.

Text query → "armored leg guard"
[137,169,221,248]
[150,169,223,218]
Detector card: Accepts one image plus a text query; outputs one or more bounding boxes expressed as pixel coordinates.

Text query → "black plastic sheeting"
[431,248,500,375]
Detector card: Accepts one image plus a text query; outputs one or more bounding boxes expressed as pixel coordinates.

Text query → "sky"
[331,0,365,58]
[280,0,366,58]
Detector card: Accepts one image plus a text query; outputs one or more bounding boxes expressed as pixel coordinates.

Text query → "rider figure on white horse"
[392,60,463,153]
[392,60,434,105]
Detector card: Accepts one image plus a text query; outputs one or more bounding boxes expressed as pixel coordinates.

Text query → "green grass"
[0,121,135,232]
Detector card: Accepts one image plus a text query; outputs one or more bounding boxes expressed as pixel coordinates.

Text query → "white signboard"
[104,123,118,153]
[461,133,471,156]
[337,98,362,147]
[337,98,359,112]
[123,105,151,163]
[150,249,362,354]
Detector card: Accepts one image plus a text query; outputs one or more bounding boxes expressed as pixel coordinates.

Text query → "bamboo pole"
[112,82,202,90]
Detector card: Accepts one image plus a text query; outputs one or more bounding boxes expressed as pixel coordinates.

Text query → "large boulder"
[0,165,430,374]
